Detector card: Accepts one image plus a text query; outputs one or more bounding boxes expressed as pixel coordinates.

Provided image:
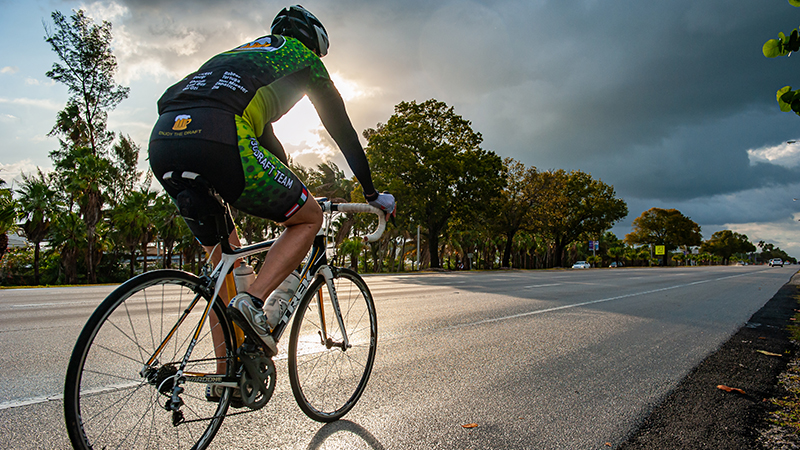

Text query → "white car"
[769,258,783,267]
[572,261,591,269]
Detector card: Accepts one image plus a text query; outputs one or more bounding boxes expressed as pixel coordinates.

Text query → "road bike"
[64,171,385,450]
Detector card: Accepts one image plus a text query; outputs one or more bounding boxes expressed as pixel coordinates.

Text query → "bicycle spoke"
[65,271,233,450]
[289,268,377,422]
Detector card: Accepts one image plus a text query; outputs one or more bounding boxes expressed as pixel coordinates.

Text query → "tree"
[49,211,85,284]
[17,169,61,285]
[763,0,800,116]
[108,135,143,205]
[364,99,505,268]
[757,241,792,264]
[537,170,628,267]
[44,9,130,283]
[55,146,115,283]
[45,10,129,156]
[607,245,625,266]
[700,230,756,266]
[306,161,355,202]
[0,179,16,262]
[625,208,702,265]
[495,158,543,268]
[110,189,156,277]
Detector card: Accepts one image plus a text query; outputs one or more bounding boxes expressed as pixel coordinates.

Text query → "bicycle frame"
[141,200,385,386]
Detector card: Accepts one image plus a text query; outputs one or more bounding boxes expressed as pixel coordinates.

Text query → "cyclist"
[148,5,395,359]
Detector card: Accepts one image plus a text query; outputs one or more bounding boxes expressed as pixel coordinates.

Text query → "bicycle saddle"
[162,171,227,230]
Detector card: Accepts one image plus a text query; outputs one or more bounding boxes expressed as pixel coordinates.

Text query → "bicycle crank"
[237,343,276,410]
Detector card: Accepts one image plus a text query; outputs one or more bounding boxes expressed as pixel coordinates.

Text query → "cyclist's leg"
[245,200,322,301]
[231,114,323,302]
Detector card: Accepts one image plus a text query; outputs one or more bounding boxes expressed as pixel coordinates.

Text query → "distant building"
[7,232,28,248]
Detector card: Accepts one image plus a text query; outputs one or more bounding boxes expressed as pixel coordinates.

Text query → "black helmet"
[271,5,329,57]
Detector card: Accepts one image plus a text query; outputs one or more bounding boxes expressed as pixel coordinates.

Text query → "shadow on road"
[306,420,386,450]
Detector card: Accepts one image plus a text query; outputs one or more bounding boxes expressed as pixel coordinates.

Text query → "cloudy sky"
[2,0,800,256]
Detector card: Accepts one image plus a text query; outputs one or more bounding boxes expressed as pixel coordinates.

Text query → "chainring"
[238,349,276,410]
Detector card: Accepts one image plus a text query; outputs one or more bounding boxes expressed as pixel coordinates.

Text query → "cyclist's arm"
[258,123,289,166]
[307,80,377,197]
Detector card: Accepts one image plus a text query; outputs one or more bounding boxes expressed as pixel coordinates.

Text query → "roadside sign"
[655,245,665,256]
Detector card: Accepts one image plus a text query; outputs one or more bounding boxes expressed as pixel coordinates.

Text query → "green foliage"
[777,86,800,114]
[763,2,800,116]
[700,230,756,265]
[538,169,628,267]
[364,99,506,268]
[758,241,794,263]
[305,162,355,201]
[0,179,18,262]
[17,169,61,284]
[625,208,702,250]
[495,158,543,268]
[44,9,132,283]
[45,9,129,154]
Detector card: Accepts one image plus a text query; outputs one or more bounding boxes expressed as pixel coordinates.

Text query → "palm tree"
[0,178,17,262]
[56,146,115,283]
[307,162,354,201]
[49,211,85,284]
[152,192,183,269]
[17,169,61,285]
[607,246,624,267]
[110,189,156,277]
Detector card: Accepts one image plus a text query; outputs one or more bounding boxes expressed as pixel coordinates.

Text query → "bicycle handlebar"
[321,202,387,242]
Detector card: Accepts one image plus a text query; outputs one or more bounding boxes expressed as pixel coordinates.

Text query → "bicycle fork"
[317,266,351,351]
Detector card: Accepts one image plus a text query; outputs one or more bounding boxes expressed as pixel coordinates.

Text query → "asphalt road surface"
[0,265,793,449]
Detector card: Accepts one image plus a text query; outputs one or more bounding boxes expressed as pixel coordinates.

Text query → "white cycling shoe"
[227,293,278,355]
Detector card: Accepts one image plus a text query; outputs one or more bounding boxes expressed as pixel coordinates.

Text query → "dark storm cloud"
[113,0,800,240]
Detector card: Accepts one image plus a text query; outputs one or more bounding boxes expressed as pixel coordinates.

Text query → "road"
[0,265,793,449]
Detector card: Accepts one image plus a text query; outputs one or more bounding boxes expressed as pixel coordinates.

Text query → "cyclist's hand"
[368,192,396,219]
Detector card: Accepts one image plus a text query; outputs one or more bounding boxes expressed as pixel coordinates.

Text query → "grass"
[766,297,800,435]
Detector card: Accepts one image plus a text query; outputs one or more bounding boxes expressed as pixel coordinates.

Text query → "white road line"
[0,394,63,410]
[447,270,762,330]
[0,382,140,411]
[6,301,98,309]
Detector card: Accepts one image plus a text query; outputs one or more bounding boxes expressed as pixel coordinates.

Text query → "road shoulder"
[618,272,800,449]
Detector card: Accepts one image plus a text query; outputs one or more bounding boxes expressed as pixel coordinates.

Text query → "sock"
[247,292,264,309]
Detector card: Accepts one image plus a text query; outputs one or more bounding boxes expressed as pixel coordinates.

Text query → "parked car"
[572,261,591,269]
[769,258,784,267]
[609,261,623,268]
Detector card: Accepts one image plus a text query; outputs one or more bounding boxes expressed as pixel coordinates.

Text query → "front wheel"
[64,270,236,450]
[288,267,378,422]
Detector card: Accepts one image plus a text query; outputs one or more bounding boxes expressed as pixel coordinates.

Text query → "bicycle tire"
[64,269,236,450]
[288,267,378,422]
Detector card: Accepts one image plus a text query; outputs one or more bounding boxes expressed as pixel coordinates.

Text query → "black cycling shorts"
[149,108,309,245]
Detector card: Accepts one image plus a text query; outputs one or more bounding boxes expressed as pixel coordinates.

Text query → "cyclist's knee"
[283,198,322,229]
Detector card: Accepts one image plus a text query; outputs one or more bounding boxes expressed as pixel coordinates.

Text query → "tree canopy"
[364,99,506,268]
[700,230,756,266]
[538,169,628,267]
[625,208,702,263]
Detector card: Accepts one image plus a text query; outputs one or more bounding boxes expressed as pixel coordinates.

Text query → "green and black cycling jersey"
[154,34,374,194]
[149,35,375,240]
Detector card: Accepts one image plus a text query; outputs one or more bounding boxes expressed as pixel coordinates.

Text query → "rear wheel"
[288,267,378,422]
[64,270,236,450]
